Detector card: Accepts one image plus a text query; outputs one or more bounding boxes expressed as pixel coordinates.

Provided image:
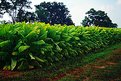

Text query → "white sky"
[1,0,121,27]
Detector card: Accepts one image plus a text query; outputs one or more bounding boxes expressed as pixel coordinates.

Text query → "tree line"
[0,0,117,28]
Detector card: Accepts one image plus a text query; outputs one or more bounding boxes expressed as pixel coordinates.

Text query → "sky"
[1,0,121,27]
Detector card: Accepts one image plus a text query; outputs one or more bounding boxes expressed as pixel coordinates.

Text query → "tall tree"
[35,2,74,25]
[82,8,117,28]
[0,0,31,23]
[16,10,37,22]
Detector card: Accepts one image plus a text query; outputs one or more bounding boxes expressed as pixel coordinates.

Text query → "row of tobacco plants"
[0,22,121,70]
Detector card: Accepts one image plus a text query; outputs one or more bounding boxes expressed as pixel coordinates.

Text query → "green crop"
[0,22,121,70]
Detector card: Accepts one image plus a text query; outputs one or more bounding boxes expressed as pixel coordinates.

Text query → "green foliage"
[18,46,30,53]
[0,0,32,23]
[11,58,17,70]
[35,2,74,25]
[0,22,121,70]
[82,8,117,28]
[16,11,37,22]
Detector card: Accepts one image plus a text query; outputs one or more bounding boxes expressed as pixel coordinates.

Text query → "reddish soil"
[0,70,23,79]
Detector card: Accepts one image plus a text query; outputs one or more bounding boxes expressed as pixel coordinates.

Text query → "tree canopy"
[16,10,37,22]
[82,8,117,28]
[0,1,118,27]
[0,0,32,23]
[35,2,74,25]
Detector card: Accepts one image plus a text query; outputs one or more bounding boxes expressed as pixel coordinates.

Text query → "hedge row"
[0,22,121,70]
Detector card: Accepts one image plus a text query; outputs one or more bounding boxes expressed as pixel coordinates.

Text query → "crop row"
[0,22,121,70]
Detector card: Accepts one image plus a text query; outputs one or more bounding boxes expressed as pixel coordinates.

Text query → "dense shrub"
[0,22,121,70]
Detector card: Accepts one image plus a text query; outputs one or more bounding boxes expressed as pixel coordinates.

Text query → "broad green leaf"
[55,44,62,52]
[25,30,36,39]
[74,37,80,40]
[39,30,48,40]
[18,46,30,53]
[39,31,47,39]
[35,57,45,63]
[32,40,45,45]
[11,58,17,70]
[14,40,22,50]
[69,27,75,33]
[0,40,10,47]
[29,53,35,60]
[48,29,56,38]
